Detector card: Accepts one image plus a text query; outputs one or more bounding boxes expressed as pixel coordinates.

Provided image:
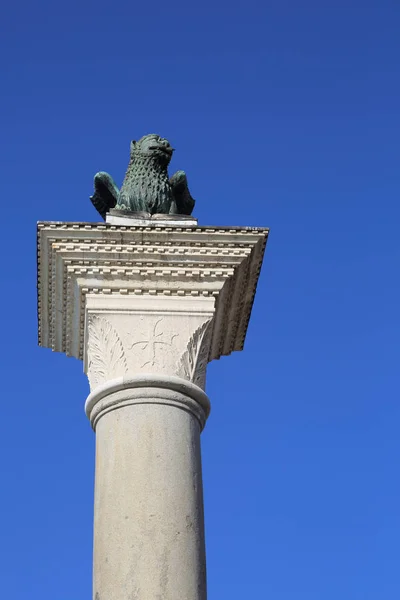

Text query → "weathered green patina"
[90,134,195,219]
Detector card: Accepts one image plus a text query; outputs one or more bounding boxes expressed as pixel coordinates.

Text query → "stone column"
[88,376,209,600]
[37,217,268,600]
[84,294,214,600]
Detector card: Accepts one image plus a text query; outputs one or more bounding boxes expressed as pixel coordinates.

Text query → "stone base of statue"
[37,218,268,600]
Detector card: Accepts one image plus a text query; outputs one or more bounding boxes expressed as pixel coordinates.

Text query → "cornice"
[37,221,268,364]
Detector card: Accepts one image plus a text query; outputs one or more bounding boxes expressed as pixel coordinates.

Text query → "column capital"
[84,294,214,391]
[37,220,268,391]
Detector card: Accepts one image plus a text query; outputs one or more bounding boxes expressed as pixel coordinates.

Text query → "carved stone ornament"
[176,321,213,389]
[87,315,128,389]
[84,297,214,391]
[127,317,179,369]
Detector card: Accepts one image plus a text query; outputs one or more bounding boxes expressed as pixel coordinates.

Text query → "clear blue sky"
[1,1,399,598]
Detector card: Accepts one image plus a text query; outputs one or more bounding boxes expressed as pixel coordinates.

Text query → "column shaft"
[88,378,209,600]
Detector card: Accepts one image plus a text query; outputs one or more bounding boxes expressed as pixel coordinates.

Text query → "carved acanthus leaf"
[87,315,128,389]
[177,320,212,387]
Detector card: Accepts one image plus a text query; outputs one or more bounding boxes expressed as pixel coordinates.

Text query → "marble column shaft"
[87,376,209,600]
